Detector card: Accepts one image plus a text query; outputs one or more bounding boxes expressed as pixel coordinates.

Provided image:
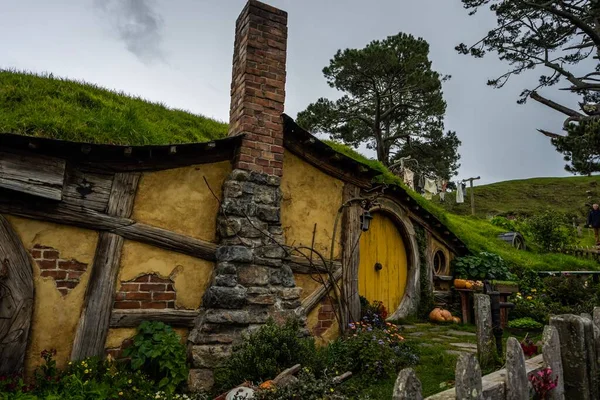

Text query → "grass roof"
[0,70,228,145]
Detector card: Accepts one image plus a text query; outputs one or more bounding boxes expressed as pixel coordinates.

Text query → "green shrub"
[452,252,514,280]
[508,317,544,330]
[253,370,350,400]
[490,216,517,231]
[521,211,575,252]
[213,318,318,392]
[123,321,188,394]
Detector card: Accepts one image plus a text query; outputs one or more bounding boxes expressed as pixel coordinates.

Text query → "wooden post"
[71,172,140,360]
[462,176,480,216]
[0,215,35,374]
[342,183,361,324]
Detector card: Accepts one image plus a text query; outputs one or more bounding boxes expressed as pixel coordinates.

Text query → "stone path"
[400,322,478,356]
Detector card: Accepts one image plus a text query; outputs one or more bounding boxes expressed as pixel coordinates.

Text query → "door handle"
[374,262,383,272]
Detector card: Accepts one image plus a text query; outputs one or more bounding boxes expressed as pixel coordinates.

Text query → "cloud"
[95,0,165,63]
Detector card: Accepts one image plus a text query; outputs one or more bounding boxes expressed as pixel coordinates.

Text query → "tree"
[456,0,600,174]
[297,33,461,179]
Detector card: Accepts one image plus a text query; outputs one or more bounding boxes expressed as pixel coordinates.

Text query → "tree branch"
[530,91,584,117]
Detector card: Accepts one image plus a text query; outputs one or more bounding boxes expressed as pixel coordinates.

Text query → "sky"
[0,0,584,185]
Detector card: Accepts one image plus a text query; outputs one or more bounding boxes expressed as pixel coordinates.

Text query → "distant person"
[588,203,600,245]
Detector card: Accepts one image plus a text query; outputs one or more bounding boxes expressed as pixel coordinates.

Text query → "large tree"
[297,33,461,179]
[457,0,600,174]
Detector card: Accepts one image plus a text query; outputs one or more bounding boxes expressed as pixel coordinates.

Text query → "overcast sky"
[1,0,584,184]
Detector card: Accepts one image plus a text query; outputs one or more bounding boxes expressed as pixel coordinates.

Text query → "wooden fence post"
[455,353,483,400]
[474,293,494,368]
[542,325,565,400]
[506,337,529,400]
[392,368,423,400]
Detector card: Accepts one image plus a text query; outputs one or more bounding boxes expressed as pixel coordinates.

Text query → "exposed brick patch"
[313,297,337,337]
[30,244,88,296]
[105,338,134,361]
[114,273,177,310]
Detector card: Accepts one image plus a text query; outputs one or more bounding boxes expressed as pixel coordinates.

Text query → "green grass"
[441,176,599,220]
[0,70,228,145]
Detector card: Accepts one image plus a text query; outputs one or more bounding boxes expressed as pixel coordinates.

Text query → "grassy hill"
[441,176,599,220]
[0,70,228,145]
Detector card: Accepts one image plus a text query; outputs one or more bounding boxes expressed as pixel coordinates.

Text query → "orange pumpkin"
[454,279,467,289]
[429,308,445,322]
[452,316,461,324]
[465,281,474,290]
[440,309,453,321]
[259,380,274,390]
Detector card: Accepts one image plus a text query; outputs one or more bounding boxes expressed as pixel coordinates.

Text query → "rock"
[506,337,528,400]
[217,217,242,238]
[266,175,281,186]
[454,353,483,400]
[542,325,565,400]
[188,368,214,392]
[226,387,255,400]
[249,170,268,185]
[279,287,302,300]
[256,204,280,222]
[238,265,270,286]
[190,344,232,368]
[254,256,283,267]
[474,294,495,368]
[254,185,278,204]
[447,330,476,337]
[216,262,238,275]
[215,274,238,287]
[550,314,598,400]
[216,246,253,263]
[222,181,243,198]
[239,218,268,238]
[221,198,257,218]
[257,244,286,259]
[230,169,250,182]
[392,368,423,400]
[450,343,478,350]
[203,286,247,309]
[204,309,269,325]
[269,265,295,287]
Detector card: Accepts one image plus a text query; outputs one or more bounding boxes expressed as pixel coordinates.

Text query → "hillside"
[441,176,599,220]
[0,70,228,145]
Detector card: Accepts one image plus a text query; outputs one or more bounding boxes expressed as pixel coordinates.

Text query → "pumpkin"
[452,316,461,324]
[429,308,445,322]
[454,279,467,289]
[465,281,474,290]
[259,380,275,390]
[440,309,453,321]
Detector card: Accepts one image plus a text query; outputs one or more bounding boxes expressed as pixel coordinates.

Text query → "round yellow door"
[358,212,408,313]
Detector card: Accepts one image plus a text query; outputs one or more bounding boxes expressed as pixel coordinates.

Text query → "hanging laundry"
[418,174,425,192]
[424,178,437,197]
[424,191,433,200]
[439,180,448,202]
[403,168,415,190]
[440,191,446,202]
[456,182,465,203]
[415,173,424,194]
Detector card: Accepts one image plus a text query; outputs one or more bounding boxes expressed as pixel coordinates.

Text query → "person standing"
[587,203,600,245]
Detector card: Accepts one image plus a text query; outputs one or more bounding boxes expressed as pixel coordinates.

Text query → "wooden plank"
[299,268,342,315]
[62,166,113,212]
[288,255,340,274]
[110,310,199,328]
[342,183,361,323]
[0,151,65,200]
[70,172,139,360]
[0,215,35,374]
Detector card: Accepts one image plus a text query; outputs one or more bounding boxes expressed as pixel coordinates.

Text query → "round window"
[433,250,446,275]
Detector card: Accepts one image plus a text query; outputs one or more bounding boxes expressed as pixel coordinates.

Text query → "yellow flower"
[119,392,123,396]
[527,296,533,300]
[532,289,537,292]
[84,369,89,374]
[128,379,132,384]
[330,388,334,392]
[68,362,72,365]
[516,292,522,296]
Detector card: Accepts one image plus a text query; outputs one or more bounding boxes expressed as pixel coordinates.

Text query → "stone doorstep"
[424,354,544,400]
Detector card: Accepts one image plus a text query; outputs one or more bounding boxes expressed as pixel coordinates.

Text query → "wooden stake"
[462,176,481,216]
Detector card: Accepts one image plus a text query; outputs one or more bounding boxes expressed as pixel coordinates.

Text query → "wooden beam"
[298,268,342,315]
[0,215,35,374]
[0,150,65,200]
[109,309,199,328]
[342,183,361,322]
[71,173,140,360]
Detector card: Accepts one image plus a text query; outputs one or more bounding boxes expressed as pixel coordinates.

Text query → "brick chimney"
[228,0,287,176]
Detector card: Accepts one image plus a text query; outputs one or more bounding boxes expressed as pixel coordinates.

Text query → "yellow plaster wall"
[5,216,99,372]
[294,273,328,301]
[132,161,231,242]
[281,152,344,260]
[118,240,214,309]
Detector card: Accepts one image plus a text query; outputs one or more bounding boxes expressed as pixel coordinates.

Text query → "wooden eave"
[0,132,241,172]
[282,114,468,256]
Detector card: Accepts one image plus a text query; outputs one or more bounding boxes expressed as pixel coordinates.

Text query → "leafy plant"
[490,216,517,231]
[123,321,188,394]
[521,211,575,253]
[213,318,318,392]
[529,368,558,400]
[359,297,388,328]
[253,369,348,400]
[452,252,513,280]
[508,317,543,330]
